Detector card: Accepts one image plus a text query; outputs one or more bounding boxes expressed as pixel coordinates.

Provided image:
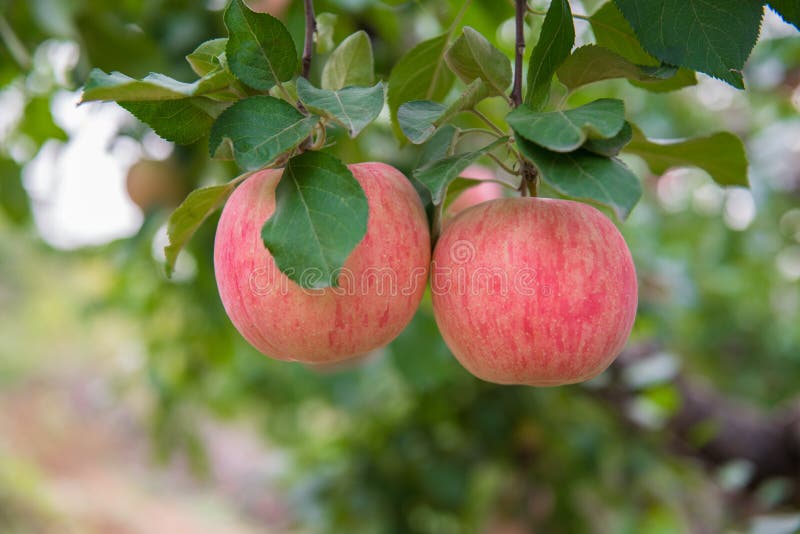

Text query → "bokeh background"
[1,0,800,531]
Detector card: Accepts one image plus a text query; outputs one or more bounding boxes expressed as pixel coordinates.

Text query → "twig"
[468,109,504,136]
[486,152,517,175]
[301,0,317,79]
[458,127,503,139]
[511,0,525,107]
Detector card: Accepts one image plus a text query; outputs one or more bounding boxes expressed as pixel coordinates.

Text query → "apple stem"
[510,0,525,107]
[302,0,317,79]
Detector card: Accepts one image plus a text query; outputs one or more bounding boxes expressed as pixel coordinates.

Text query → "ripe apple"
[214,162,430,364]
[431,198,637,386]
[446,165,506,217]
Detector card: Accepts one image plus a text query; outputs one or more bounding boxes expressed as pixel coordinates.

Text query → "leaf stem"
[511,0,526,107]
[459,127,502,139]
[302,0,317,79]
[447,0,473,38]
[486,152,517,175]
[468,109,504,136]
[527,5,589,21]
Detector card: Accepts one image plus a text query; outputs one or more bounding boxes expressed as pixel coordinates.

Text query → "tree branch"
[596,343,800,506]
[511,0,525,107]
[301,0,316,79]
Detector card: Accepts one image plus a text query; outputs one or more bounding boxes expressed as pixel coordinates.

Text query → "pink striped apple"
[431,198,637,386]
[214,163,430,364]
[446,165,505,217]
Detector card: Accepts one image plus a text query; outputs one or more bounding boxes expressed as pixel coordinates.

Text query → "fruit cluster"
[214,163,638,386]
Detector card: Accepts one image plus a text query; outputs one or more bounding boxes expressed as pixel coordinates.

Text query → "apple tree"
[1,0,799,530]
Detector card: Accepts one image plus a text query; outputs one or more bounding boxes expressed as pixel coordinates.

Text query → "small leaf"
[589,3,696,92]
[399,101,447,144]
[187,38,228,76]
[315,13,338,54]
[321,31,374,90]
[296,78,384,138]
[414,137,508,205]
[81,68,238,103]
[165,181,239,276]
[399,79,489,144]
[518,138,641,219]
[388,34,455,138]
[624,125,749,187]
[508,98,626,152]
[81,69,201,101]
[557,45,682,90]
[418,124,458,166]
[225,0,297,90]
[209,96,318,170]
[770,1,800,29]
[525,0,574,109]
[612,0,763,89]
[122,99,227,144]
[262,152,368,289]
[445,27,512,96]
[583,121,633,157]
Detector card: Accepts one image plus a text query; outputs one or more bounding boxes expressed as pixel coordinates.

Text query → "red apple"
[431,198,637,386]
[214,162,430,364]
[446,165,506,217]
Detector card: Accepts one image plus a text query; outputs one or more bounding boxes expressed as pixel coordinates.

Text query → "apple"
[126,159,189,212]
[446,165,505,217]
[214,162,430,364]
[431,198,637,386]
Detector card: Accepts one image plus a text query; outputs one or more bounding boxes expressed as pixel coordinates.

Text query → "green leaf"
[557,45,682,90]
[262,152,368,289]
[414,137,508,205]
[624,125,749,187]
[296,78,384,138]
[83,68,239,103]
[82,70,203,101]
[315,13,338,54]
[525,0,574,109]
[121,99,227,145]
[518,138,641,220]
[583,121,633,157]
[187,38,228,76]
[399,79,489,144]
[224,0,297,90]
[0,158,30,226]
[445,27,512,96]
[209,96,317,170]
[507,98,626,153]
[589,2,697,92]
[165,181,240,276]
[770,1,800,29]
[418,124,458,166]
[612,0,763,89]
[387,34,456,138]
[398,101,447,145]
[590,2,697,92]
[321,31,375,90]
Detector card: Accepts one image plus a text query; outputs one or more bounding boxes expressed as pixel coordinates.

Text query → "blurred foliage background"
[1,0,800,532]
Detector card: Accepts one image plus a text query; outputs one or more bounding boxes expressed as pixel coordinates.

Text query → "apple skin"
[214,162,430,364]
[431,197,637,386]
[446,165,505,217]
